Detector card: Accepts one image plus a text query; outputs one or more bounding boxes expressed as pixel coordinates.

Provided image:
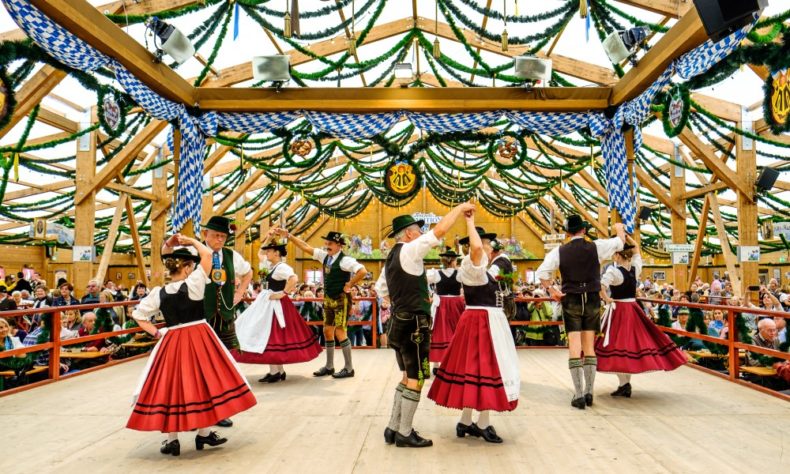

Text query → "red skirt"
[232,295,321,365]
[595,301,687,374]
[127,322,256,432]
[429,295,465,362]
[428,308,518,412]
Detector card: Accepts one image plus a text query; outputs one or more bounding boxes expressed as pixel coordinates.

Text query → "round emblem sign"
[0,68,14,131]
[767,68,790,133]
[98,87,125,137]
[662,84,689,138]
[385,160,420,198]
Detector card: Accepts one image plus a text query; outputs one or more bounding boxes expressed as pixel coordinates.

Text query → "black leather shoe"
[384,427,397,445]
[571,397,586,409]
[195,431,228,450]
[585,393,594,407]
[611,383,632,398]
[259,373,276,383]
[395,430,433,448]
[160,439,180,456]
[215,418,233,428]
[265,372,285,384]
[313,367,335,377]
[332,368,355,379]
[456,422,482,438]
[476,424,503,444]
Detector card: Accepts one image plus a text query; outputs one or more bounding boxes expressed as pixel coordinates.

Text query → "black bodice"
[159,283,205,327]
[265,264,287,292]
[435,269,462,296]
[462,272,499,307]
[609,266,637,299]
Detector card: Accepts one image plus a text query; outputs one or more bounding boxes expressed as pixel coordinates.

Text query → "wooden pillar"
[597,204,609,237]
[669,147,688,291]
[201,174,214,225]
[625,129,639,242]
[234,205,246,253]
[149,152,167,287]
[736,113,758,295]
[73,107,98,293]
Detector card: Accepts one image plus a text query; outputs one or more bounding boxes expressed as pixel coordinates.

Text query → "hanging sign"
[765,68,790,134]
[385,160,420,198]
[97,86,125,138]
[665,244,694,253]
[662,84,689,138]
[0,68,13,131]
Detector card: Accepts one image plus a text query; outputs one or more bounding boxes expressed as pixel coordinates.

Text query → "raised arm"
[432,202,476,240]
[276,226,315,255]
[178,235,213,275]
[465,211,483,266]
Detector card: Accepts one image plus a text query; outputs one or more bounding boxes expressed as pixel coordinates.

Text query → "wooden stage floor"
[1,349,788,473]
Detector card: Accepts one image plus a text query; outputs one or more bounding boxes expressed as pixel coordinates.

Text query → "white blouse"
[426,268,462,284]
[601,254,643,288]
[269,262,296,281]
[458,254,491,286]
[132,266,210,321]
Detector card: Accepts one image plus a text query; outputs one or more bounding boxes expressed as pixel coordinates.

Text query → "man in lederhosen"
[535,215,625,409]
[282,229,367,379]
[162,215,252,427]
[375,202,475,448]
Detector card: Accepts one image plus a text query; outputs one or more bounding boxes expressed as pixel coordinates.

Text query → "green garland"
[0,67,16,131]
[660,84,690,138]
[96,86,127,138]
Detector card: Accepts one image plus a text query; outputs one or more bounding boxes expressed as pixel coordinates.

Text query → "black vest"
[558,239,601,293]
[266,263,287,292]
[324,252,351,299]
[490,254,513,275]
[610,266,637,300]
[385,243,431,315]
[159,283,205,327]
[436,269,462,296]
[463,273,499,307]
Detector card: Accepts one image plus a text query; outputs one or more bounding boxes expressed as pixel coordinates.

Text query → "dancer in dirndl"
[427,247,465,371]
[127,235,257,457]
[232,238,321,383]
[595,237,687,397]
[427,216,520,444]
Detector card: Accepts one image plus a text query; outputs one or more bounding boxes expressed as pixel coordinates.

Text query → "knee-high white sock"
[167,433,178,442]
[399,388,421,436]
[460,408,473,425]
[339,338,353,370]
[617,373,631,386]
[569,358,584,398]
[269,365,278,374]
[477,411,491,429]
[583,356,597,395]
[387,383,405,431]
[325,340,335,369]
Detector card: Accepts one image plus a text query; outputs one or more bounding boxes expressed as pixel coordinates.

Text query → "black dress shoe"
[456,422,482,438]
[384,427,397,445]
[195,431,228,450]
[215,418,233,427]
[313,367,335,377]
[395,430,433,448]
[585,393,594,407]
[476,424,503,444]
[332,368,355,379]
[258,373,276,383]
[571,397,586,409]
[160,439,180,456]
[610,383,632,398]
[265,372,285,384]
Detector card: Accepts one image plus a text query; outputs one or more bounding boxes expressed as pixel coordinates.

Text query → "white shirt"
[132,266,210,321]
[375,230,441,297]
[459,254,491,286]
[312,248,365,273]
[535,236,624,283]
[488,254,512,278]
[211,247,252,276]
[601,254,643,288]
[269,262,296,281]
[427,268,462,285]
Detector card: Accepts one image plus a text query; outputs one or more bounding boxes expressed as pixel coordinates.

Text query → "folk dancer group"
[126,206,686,455]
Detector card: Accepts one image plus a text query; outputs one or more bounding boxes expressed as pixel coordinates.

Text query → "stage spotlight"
[394,63,414,87]
[513,56,552,88]
[693,0,767,42]
[638,206,653,221]
[755,167,779,193]
[252,56,291,89]
[146,17,195,65]
[602,27,649,65]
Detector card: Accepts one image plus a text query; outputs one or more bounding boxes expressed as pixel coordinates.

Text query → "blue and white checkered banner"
[305,111,401,139]
[505,112,589,136]
[217,112,301,134]
[405,111,503,133]
[675,20,754,80]
[2,0,111,71]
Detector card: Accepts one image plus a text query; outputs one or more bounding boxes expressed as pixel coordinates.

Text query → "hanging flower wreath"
[97,86,126,138]
[661,83,690,138]
[0,68,16,132]
[281,130,322,167]
[763,67,790,135]
[487,131,527,169]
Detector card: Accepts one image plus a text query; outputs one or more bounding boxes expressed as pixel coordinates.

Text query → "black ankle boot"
[195,431,228,450]
[585,393,594,406]
[571,397,586,409]
[160,439,180,456]
[611,383,632,398]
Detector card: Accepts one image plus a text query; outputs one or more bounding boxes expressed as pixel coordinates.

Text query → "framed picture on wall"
[128,272,136,280]
[653,271,666,281]
[115,272,122,281]
[713,270,720,280]
[774,268,781,283]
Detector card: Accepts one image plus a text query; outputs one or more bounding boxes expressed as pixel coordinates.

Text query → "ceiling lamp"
[394,63,414,87]
[252,55,291,88]
[602,27,649,65]
[513,56,552,88]
[145,17,195,65]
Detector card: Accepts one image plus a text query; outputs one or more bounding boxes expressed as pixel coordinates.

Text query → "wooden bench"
[59,351,111,360]
[0,365,48,391]
[741,366,777,377]
[121,341,157,349]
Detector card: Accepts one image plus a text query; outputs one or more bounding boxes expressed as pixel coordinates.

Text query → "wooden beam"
[215,169,266,215]
[236,188,289,235]
[75,120,167,205]
[736,118,758,293]
[682,181,728,201]
[196,87,612,112]
[669,160,688,290]
[104,182,159,202]
[28,0,195,105]
[637,167,684,216]
[94,193,128,283]
[469,0,494,83]
[678,126,752,199]
[124,195,149,287]
[611,7,707,104]
[552,187,606,235]
[337,0,368,87]
[149,154,167,287]
[708,196,741,295]
[0,66,67,140]
[687,194,710,288]
[73,108,98,293]
[36,106,79,133]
